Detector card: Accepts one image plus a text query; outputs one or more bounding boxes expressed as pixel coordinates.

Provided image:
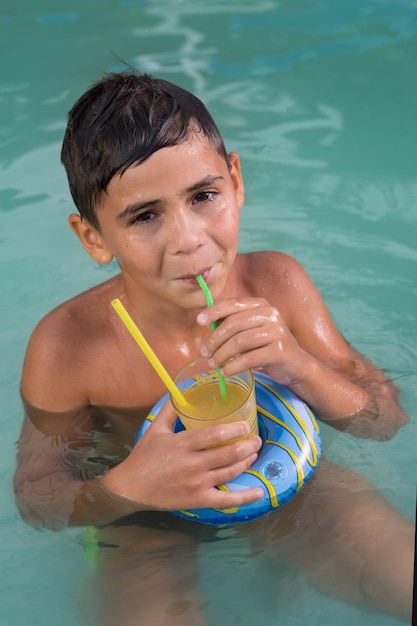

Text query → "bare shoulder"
[238,249,308,278]
[236,251,353,362]
[21,277,120,410]
[237,251,318,307]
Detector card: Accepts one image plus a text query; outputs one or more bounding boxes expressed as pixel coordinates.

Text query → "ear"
[68,214,114,265]
[228,152,245,210]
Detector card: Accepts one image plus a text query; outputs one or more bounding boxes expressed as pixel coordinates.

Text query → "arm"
[198,254,409,440]
[13,400,137,530]
[15,315,263,530]
[14,399,263,530]
[288,344,409,440]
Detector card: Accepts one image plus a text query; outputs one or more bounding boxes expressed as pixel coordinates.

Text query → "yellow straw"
[111,299,191,408]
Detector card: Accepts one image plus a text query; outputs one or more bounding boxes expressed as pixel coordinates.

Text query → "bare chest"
[83,330,204,410]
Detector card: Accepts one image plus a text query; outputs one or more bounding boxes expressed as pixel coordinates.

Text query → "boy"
[14,72,413,625]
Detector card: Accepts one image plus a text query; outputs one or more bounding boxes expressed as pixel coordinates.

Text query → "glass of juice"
[171,357,258,441]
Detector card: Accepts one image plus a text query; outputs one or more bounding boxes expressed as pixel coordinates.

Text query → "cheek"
[216,206,240,239]
[218,194,239,219]
[113,237,153,270]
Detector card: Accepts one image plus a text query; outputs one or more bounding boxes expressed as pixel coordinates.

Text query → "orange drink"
[171,358,258,441]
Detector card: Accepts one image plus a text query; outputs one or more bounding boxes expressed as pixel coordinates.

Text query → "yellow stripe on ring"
[304,403,320,434]
[243,469,280,508]
[254,376,319,467]
[257,404,314,477]
[265,439,304,491]
[177,510,201,519]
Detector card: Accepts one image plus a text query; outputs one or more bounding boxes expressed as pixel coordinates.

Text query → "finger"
[206,485,264,509]
[203,433,262,467]
[151,397,179,430]
[187,420,258,450]
[209,451,260,485]
[196,298,266,327]
[213,311,273,346]
[201,308,281,360]
[209,327,274,370]
[220,349,273,376]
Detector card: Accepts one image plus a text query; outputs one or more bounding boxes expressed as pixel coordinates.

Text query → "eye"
[193,190,216,204]
[129,210,157,226]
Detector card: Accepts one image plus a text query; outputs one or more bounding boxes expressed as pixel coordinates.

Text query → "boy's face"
[71,132,244,312]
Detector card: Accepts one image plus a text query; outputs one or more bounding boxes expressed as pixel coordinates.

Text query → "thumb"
[151,396,180,432]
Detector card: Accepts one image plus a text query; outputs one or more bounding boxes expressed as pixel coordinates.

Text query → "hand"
[103,399,263,512]
[197,297,307,386]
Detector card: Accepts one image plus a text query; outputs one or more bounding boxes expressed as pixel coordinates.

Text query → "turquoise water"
[1,1,416,624]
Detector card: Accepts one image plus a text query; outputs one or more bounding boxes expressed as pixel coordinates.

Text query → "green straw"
[196,274,228,400]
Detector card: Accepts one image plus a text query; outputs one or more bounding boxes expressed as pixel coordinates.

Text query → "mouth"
[177,267,211,285]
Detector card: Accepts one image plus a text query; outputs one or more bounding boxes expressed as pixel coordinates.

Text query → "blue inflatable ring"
[135,371,321,525]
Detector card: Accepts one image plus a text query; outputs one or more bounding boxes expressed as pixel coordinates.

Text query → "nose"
[166,209,208,255]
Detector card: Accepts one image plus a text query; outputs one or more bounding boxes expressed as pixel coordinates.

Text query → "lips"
[178,267,211,283]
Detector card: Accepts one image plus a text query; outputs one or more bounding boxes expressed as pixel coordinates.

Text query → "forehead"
[103,133,229,205]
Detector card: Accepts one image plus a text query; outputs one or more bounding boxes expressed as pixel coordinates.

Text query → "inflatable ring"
[135,371,321,525]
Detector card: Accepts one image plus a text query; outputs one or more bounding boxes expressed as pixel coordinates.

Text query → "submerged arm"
[13,402,138,530]
[287,344,410,440]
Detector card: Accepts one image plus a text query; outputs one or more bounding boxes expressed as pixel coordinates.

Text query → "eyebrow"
[116,199,158,222]
[185,175,224,195]
[115,175,225,222]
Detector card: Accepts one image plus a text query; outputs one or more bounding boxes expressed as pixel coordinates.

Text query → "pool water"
[1,1,416,625]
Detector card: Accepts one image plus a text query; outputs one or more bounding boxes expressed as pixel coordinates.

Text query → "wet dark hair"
[61,72,228,230]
